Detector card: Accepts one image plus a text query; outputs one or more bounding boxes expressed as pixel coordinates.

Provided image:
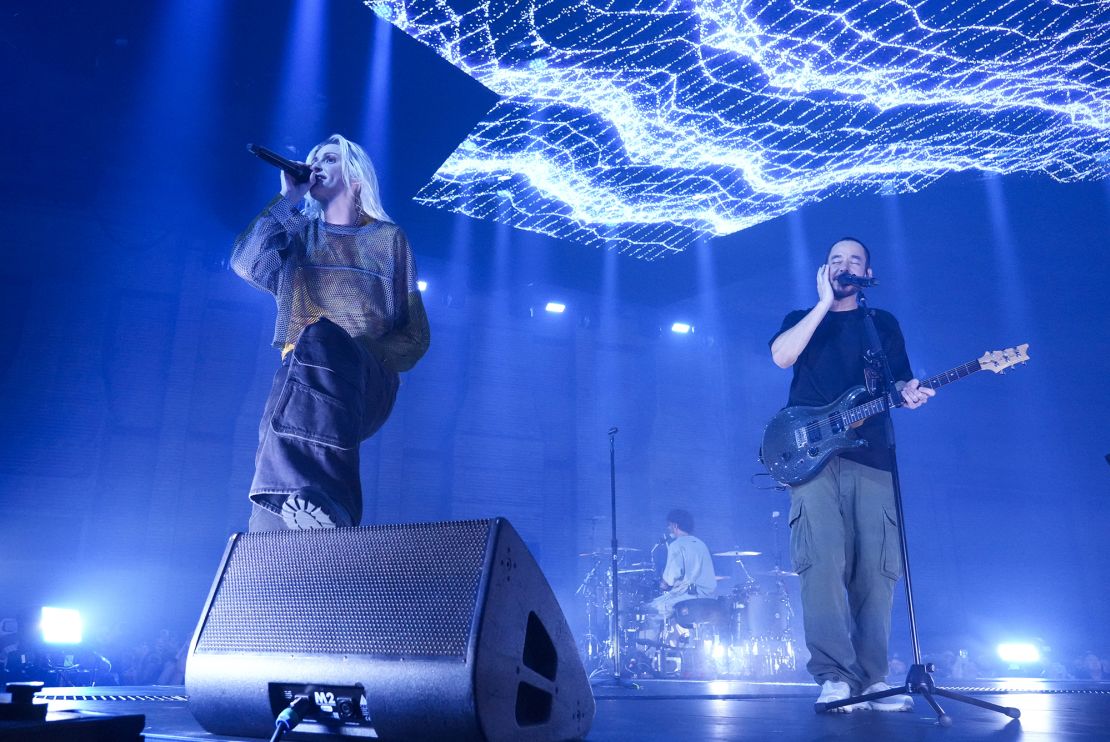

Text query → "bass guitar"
[760,344,1030,486]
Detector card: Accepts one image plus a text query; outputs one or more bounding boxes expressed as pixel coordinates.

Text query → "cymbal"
[762,568,798,578]
[618,568,654,574]
[578,547,643,557]
[715,575,731,581]
[713,550,762,557]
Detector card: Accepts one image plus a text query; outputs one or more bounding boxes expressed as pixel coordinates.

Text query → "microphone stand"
[815,289,1020,725]
[590,427,638,688]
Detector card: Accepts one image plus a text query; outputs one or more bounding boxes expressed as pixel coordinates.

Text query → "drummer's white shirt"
[662,534,717,598]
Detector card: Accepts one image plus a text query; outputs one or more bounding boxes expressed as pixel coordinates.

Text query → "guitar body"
[759,342,1029,487]
[760,386,873,486]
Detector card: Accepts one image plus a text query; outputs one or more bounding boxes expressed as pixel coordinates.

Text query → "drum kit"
[576,543,801,680]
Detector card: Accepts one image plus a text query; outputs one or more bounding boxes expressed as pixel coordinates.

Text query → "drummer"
[648,509,717,619]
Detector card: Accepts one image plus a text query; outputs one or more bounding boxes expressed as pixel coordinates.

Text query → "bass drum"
[721,582,797,678]
[747,584,797,678]
[746,588,793,639]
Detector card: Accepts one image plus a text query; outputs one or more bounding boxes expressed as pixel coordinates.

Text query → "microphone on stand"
[836,272,879,288]
[246,143,313,183]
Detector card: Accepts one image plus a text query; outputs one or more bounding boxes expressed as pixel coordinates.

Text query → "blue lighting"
[545,302,566,314]
[997,642,1041,664]
[365,0,1110,258]
[671,322,692,334]
[40,607,83,645]
[417,280,428,292]
[275,0,328,147]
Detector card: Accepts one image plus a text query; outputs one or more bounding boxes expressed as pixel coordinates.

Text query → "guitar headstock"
[978,343,1030,374]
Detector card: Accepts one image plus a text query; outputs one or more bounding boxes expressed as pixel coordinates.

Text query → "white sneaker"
[862,681,914,712]
[816,680,864,713]
[281,494,338,530]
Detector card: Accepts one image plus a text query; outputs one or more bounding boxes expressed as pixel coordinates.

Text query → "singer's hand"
[816,265,835,308]
[280,167,311,202]
[899,378,935,409]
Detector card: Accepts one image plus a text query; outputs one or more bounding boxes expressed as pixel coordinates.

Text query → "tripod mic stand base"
[816,664,1021,726]
[588,672,640,690]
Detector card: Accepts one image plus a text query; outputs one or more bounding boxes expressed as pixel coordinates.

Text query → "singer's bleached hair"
[302,134,392,223]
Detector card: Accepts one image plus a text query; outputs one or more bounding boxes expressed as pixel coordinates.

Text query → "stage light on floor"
[545,302,565,314]
[671,322,692,334]
[40,607,82,645]
[417,280,427,292]
[997,643,1040,664]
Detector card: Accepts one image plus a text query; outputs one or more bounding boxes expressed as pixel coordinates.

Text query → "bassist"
[768,237,932,712]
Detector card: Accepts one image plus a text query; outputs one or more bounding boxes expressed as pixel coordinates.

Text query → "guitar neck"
[845,359,984,423]
[917,359,984,392]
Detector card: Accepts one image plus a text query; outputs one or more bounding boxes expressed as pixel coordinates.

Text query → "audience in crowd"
[0,620,189,687]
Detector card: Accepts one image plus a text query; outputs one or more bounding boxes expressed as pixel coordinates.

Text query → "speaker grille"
[194,520,491,658]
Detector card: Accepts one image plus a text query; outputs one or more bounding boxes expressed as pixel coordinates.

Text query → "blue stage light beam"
[363,13,395,195]
[274,0,328,151]
[365,0,1110,259]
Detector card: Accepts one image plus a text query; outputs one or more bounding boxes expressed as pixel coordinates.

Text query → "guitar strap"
[862,323,883,396]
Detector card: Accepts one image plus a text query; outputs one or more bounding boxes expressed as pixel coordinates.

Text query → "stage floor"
[24,679,1110,741]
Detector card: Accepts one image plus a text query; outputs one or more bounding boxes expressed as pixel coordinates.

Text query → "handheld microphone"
[836,273,879,288]
[246,143,313,184]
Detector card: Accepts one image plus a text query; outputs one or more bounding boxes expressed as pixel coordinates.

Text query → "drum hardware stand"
[769,509,786,576]
[589,427,639,688]
[815,290,1020,725]
[766,509,797,667]
[575,560,604,671]
[577,514,610,672]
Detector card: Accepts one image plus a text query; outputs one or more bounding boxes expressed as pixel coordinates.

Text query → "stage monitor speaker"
[185,518,594,741]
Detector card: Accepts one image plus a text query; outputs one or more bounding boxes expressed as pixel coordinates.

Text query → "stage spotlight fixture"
[997,642,1040,664]
[417,280,427,292]
[40,606,83,645]
[671,322,692,334]
[545,302,566,314]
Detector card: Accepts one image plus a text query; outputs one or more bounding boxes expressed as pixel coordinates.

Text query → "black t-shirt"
[769,306,913,471]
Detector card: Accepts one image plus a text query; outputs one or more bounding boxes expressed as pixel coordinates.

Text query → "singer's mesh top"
[231,195,430,372]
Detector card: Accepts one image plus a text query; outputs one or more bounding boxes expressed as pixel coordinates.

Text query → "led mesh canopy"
[367,0,1110,259]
